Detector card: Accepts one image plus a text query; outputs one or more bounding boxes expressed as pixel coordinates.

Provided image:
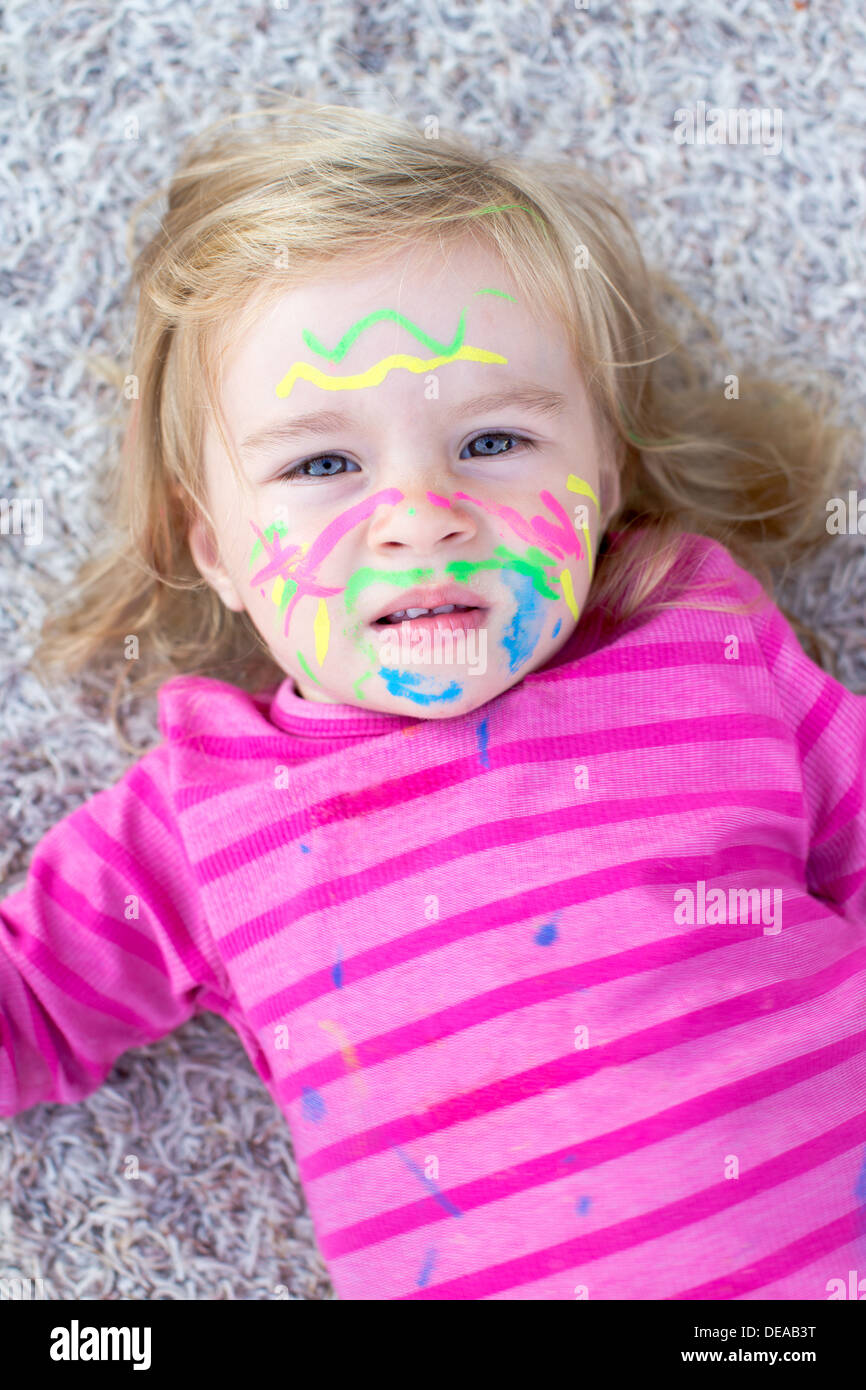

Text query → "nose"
[367,487,479,554]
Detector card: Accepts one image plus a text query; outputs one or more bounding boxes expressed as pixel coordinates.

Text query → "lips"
[369,584,489,626]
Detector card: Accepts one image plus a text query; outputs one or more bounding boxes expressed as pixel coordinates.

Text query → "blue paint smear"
[301,1086,326,1124]
[500,567,548,673]
[535,920,558,946]
[393,1146,463,1218]
[379,667,463,704]
[552,618,562,639]
[562,1154,578,1166]
[417,1248,438,1288]
[476,716,490,769]
[575,1195,591,1216]
[332,954,344,989]
[299,843,311,853]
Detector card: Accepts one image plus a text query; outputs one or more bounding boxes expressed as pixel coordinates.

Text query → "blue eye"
[276,432,534,483]
[460,431,535,458]
[278,454,361,483]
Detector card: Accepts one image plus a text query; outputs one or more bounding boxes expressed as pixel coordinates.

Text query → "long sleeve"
[752,591,866,926]
[0,745,234,1115]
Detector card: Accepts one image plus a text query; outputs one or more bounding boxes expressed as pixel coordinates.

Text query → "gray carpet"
[1,0,864,1301]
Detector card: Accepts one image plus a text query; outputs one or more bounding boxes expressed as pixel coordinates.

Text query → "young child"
[2,100,865,1302]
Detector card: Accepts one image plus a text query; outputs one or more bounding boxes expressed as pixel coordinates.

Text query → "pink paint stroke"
[440,489,583,563]
[249,488,405,637]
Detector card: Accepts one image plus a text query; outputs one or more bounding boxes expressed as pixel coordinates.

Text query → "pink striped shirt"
[2,532,865,1299]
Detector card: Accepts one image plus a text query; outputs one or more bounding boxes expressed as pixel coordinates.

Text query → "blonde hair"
[30,99,856,752]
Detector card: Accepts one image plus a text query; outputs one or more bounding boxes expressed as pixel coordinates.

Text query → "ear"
[188,515,245,613]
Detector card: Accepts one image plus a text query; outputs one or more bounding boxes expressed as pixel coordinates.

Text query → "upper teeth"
[383,604,467,621]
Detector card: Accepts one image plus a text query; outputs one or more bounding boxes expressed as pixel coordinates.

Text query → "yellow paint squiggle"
[558,567,580,620]
[566,473,600,578]
[276,345,507,399]
[566,473,600,510]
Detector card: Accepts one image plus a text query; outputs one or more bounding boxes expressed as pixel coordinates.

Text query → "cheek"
[557,566,581,621]
[244,519,298,632]
[499,569,550,673]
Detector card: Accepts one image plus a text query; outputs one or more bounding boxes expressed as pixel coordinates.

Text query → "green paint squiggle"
[299,289,515,365]
[446,545,561,601]
[302,309,467,364]
[343,565,435,614]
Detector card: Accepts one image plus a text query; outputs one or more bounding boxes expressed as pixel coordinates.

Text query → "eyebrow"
[239,384,568,459]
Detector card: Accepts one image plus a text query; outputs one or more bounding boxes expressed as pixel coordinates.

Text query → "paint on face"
[566,473,600,578]
[276,345,506,399]
[249,520,300,616]
[313,597,330,665]
[429,486,590,619]
[246,290,601,704]
[558,566,579,620]
[250,494,592,700]
[343,564,434,614]
[249,488,404,636]
[250,516,288,570]
[445,544,559,601]
[338,542,561,632]
[296,649,323,686]
[500,567,548,672]
[338,473,599,618]
[428,477,600,614]
[426,472,599,589]
[378,668,464,704]
[451,487,584,564]
[275,288,514,400]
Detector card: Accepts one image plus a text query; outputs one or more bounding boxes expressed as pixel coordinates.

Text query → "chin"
[378,677,502,719]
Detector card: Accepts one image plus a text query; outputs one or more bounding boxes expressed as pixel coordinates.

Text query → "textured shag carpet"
[1,0,864,1301]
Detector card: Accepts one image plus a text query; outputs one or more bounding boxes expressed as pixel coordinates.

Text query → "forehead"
[221,239,562,392]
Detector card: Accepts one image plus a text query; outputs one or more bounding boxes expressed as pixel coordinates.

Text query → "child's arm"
[0,747,232,1115]
[752,591,866,926]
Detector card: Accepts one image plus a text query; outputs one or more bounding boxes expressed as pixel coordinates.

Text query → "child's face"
[191,238,614,716]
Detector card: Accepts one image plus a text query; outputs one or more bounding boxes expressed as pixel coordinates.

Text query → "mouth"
[369,585,489,630]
